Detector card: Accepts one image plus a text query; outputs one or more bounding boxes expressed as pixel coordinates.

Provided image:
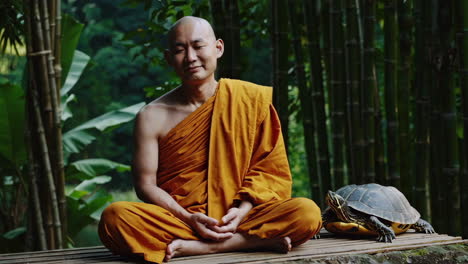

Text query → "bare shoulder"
[134,89,181,139]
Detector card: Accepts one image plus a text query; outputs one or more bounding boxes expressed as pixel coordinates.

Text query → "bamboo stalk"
[321,0,331,120]
[426,0,445,233]
[31,0,53,139]
[288,0,322,207]
[54,0,62,99]
[227,0,240,78]
[329,0,347,187]
[38,0,66,246]
[304,1,332,191]
[362,0,377,183]
[413,0,430,220]
[33,0,63,249]
[209,0,225,78]
[25,74,47,250]
[383,0,400,188]
[49,0,56,53]
[437,0,460,236]
[345,0,364,184]
[271,0,289,147]
[31,88,63,249]
[397,0,412,198]
[457,0,468,240]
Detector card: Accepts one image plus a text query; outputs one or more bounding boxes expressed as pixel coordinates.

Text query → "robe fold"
[98,79,322,264]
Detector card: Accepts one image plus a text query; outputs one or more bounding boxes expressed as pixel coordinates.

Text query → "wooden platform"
[0,230,466,264]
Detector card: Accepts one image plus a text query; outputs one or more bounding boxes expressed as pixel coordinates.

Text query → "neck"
[179,78,218,106]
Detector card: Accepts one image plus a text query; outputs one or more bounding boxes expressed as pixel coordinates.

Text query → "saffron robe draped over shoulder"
[98,79,321,264]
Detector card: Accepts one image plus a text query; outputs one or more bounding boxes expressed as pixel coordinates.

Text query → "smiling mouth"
[186,66,202,72]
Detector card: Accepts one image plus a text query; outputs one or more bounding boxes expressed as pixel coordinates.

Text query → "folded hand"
[188,213,233,241]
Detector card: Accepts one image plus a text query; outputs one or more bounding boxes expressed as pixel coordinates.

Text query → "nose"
[185,47,197,63]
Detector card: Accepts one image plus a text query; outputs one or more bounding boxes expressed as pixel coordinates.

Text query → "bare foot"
[164,239,214,262]
[267,236,291,253]
[164,235,292,262]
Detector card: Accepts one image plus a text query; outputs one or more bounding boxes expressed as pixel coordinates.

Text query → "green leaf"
[68,102,145,133]
[67,158,130,179]
[61,94,76,121]
[83,190,113,220]
[74,175,112,192]
[68,190,89,200]
[0,81,26,166]
[61,50,90,96]
[2,227,26,240]
[63,130,96,157]
[61,14,85,85]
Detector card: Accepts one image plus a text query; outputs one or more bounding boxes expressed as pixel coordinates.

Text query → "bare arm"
[132,106,191,221]
[132,106,232,240]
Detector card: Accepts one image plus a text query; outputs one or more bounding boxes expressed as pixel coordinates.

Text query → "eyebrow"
[173,39,207,47]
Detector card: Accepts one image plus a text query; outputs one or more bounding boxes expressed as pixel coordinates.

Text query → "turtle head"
[326,191,352,222]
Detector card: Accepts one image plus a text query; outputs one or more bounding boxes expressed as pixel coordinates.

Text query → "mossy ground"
[271,244,468,264]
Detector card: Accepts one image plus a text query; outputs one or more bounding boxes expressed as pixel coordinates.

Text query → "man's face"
[165,21,223,83]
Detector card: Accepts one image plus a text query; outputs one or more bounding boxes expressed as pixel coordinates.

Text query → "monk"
[98,16,322,264]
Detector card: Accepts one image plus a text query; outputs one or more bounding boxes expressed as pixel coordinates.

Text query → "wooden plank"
[169,232,466,264]
[0,231,465,264]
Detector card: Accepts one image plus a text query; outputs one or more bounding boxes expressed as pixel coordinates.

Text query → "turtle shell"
[336,183,420,224]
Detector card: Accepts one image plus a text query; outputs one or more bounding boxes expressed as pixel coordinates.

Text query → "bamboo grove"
[268,0,467,237]
[23,0,66,250]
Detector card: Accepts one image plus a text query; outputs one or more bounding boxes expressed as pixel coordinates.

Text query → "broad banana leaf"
[66,158,130,180]
[0,79,25,166]
[63,102,145,157]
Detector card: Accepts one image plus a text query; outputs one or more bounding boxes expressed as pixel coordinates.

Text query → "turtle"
[322,183,435,242]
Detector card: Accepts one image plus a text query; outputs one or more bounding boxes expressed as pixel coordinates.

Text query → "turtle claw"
[413,219,436,234]
[377,233,394,243]
[313,234,321,239]
[425,228,436,234]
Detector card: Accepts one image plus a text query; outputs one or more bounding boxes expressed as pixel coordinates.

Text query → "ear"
[164,49,173,66]
[215,39,224,58]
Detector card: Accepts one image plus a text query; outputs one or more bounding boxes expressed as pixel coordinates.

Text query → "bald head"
[168,16,216,45]
[164,16,224,83]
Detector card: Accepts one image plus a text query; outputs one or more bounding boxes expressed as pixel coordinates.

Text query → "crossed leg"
[99,198,321,263]
[165,235,291,261]
[165,197,321,261]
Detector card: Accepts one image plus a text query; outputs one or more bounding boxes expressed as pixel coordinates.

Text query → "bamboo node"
[28,50,52,57]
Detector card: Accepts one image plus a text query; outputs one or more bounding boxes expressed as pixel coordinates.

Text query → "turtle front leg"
[412,219,436,234]
[368,216,396,243]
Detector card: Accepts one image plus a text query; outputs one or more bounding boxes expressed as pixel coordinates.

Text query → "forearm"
[136,183,191,223]
[237,200,253,219]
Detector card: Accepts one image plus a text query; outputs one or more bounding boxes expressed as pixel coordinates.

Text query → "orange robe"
[98,79,322,263]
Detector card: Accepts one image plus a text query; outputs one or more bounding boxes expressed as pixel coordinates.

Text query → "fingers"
[198,224,233,241]
[190,213,233,241]
[195,213,219,227]
[221,208,238,224]
[211,222,236,233]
